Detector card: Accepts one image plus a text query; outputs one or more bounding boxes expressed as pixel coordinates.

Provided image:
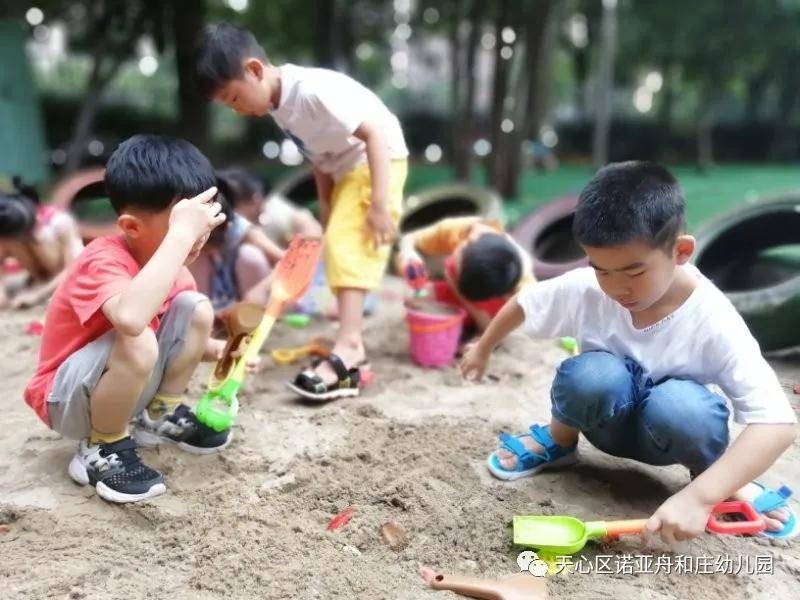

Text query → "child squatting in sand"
[461,161,798,542]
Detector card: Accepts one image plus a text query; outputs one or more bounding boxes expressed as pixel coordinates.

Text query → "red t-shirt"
[24,235,197,425]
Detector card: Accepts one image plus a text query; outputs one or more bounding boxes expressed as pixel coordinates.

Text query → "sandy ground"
[2,276,800,600]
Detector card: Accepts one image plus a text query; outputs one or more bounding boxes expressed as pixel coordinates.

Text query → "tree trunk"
[592,0,617,168]
[487,0,512,189]
[64,40,122,173]
[452,1,482,181]
[174,0,209,149]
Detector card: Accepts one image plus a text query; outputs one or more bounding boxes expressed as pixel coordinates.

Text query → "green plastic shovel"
[196,237,323,431]
[514,515,647,555]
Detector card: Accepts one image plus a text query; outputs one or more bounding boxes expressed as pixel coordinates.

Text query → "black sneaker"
[68,437,166,503]
[133,404,231,455]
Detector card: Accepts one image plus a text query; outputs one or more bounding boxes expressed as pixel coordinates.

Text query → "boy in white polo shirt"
[195,23,408,401]
[461,162,798,542]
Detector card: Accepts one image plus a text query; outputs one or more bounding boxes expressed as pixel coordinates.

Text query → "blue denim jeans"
[551,351,730,474]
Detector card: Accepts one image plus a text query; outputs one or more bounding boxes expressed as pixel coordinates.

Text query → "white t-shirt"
[517,266,796,425]
[270,64,408,180]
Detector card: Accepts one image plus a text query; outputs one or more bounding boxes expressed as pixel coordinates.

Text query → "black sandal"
[285,353,362,401]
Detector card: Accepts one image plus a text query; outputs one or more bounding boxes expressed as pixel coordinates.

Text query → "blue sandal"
[487,424,577,481]
[752,482,798,539]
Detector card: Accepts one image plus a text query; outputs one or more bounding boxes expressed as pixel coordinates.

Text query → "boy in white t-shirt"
[461,162,798,542]
[195,23,408,401]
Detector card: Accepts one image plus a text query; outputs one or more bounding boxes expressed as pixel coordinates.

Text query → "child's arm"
[291,208,323,239]
[647,423,796,543]
[243,226,285,264]
[11,222,84,309]
[460,297,525,381]
[353,121,394,249]
[102,188,224,336]
[312,168,334,228]
[242,270,275,305]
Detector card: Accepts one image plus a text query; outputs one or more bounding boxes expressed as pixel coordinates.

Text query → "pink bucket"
[405,299,466,368]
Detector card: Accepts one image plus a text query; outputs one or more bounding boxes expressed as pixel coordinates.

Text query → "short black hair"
[105,134,216,214]
[216,168,264,208]
[458,233,523,301]
[0,194,36,237]
[573,161,686,250]
[195,23,268,98]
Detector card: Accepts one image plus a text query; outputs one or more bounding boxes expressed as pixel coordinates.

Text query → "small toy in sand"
[197,237,323,431]
[283,313,311,328]
[404,263,430,297]
[379,521,408,550]
[271,337,333,365]
[559,336,579,356]
[405,297,465,368]
[419,565,547,600]
[326,506,355,531]
[513,501,766,554]
[25,320,44,336]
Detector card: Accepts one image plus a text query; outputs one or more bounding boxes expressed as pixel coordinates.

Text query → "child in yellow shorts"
[196,23,408,400]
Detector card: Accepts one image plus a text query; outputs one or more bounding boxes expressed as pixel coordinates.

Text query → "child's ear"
[674,234,695,265]
[244,58,264,80]
[117,213,142,239]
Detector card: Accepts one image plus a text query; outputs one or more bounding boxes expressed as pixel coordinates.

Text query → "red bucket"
[405,299,466,367]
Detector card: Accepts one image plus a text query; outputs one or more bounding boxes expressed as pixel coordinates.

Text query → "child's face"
[118,207,209,266]
[583,237,694,312]
[213,59,275,117]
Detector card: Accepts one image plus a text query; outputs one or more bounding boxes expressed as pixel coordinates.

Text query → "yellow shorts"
[325,159,408,292]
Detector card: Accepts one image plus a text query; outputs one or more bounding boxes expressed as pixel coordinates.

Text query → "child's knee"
[643,380,730,465]
[190,297,215,335]
[114,328,159,377]
[552,351,630,426]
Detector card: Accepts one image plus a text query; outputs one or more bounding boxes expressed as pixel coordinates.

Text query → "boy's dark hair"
[573,161,686,250]
[0,177,39,237]
[195,23,268,98]
[216,168,264,208]
[458,233,523,301]
[207,192,234,247]
[105,134,216,214]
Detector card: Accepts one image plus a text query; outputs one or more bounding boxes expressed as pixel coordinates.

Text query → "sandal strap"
[529,424,559,460]
[498,432,537,464]
[324,353,351,381]
[294,371,328,395]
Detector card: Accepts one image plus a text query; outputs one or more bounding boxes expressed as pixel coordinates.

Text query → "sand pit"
[2,277,800,599]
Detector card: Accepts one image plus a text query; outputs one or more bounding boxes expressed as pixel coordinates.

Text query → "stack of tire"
[510,195,588,281]
[50,167,119,242]
[693,194,800,353]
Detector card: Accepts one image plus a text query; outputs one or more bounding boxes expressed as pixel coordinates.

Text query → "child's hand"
[203,338,261,373]
[366,203,396,248]
[645,488,715,544]
[169,186,225,244]
[460,341,491,382]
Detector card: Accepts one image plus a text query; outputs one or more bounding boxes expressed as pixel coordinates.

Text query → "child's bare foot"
[733,482,791,532]
[496,435,546,470]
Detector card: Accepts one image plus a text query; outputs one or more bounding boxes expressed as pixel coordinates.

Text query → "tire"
[510,195,588,280]
[49,167,119,241]
[399,184,504,233]
[693,193,800,352]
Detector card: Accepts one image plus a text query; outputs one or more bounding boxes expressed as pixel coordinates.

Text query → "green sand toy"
[196,238,323,431]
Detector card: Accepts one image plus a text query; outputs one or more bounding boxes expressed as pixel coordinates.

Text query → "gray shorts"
[47,291,207,440]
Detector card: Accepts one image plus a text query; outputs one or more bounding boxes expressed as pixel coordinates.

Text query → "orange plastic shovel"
[196,237,323,430]
[420,565,547,600]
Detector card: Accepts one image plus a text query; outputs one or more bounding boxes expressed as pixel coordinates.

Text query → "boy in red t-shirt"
[24,134,229,503]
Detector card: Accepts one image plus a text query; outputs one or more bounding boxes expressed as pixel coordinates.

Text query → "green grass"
[401,163,800,231]
[71,163,800,232]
